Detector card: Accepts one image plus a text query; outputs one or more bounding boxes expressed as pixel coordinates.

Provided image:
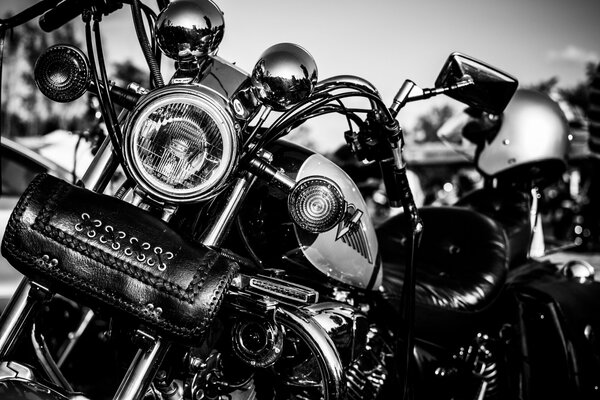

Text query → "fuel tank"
[236,140,382,290]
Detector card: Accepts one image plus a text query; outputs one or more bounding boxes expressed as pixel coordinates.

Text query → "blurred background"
[0,0,599,251]
[2,0,598,144]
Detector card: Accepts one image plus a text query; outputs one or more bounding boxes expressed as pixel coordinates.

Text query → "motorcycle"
[0,1,599,400]
[436,88,576,265]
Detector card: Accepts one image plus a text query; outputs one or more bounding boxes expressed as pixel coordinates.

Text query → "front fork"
[0,278,52,358]
[0,277,171,400]
[0,278,169,400]
[0,125,277,398]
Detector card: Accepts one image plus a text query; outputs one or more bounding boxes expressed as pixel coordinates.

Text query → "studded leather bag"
[1,173,239,343]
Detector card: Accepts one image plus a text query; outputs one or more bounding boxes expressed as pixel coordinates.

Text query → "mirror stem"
[390,80,417,118]
[409,78,476,103]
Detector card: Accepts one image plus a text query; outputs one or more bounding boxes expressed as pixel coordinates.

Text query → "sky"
[2,0,600,151]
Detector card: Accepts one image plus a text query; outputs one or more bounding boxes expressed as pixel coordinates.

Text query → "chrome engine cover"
[226,288,390,400]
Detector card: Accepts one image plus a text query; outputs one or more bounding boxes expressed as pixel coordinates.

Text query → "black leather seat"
[378,207,509,339]
[456,187,532,269]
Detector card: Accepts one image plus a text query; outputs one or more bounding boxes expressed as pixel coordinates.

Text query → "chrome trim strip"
[0,278,52,359]
[247,276,318,304]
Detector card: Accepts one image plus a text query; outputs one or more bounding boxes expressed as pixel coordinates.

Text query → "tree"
[411,104,455,143]
[528,62,599,118]
[559,62,598,114]
[112,59,149,88]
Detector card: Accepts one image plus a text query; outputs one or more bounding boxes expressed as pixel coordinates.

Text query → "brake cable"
[84,11,125,165]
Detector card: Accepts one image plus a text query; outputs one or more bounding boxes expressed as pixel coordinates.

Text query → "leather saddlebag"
[1,173,239,343]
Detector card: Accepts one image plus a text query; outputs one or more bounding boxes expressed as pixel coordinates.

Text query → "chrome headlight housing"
[123,85,239,203]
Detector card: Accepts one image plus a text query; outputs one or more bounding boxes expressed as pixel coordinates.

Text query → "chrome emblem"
[335,204,373,264]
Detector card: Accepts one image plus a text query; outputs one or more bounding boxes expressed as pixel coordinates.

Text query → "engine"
[186,274,392,400]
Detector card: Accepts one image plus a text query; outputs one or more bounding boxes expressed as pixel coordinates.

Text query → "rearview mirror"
[435,52,518,115]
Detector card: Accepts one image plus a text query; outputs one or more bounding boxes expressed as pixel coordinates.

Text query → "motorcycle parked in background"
[0,1,598,400]
[438,89,573,264]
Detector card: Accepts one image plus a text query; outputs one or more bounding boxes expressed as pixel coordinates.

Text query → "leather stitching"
[38,223,192,302]
[3,173,48,246]
[1,174,239,340]
[3,240,209,337]
[26,177,204,303]
[32,179,71,230]
[187,251,217,298]
[3,220,236,340]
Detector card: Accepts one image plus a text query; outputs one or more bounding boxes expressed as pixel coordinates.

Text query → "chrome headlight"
[123,86,239,203]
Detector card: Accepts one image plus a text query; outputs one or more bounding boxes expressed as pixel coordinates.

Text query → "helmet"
[476,89,570,186]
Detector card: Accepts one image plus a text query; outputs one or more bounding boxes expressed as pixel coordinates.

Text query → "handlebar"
[0,0,61,31]
[39,0,91,32]
[39,0,123,32]
[0,0,124,33]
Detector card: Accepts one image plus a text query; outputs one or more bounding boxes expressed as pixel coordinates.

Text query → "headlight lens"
[124,87,238,203]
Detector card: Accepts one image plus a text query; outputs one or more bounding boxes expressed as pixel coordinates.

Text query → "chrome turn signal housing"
[288,177,346,233]
[123,85,239,203]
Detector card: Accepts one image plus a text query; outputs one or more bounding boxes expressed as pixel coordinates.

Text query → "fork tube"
[113,334,169,400]
[0,278,52,358]
[80,137,118,192]
[56,307,95,368]
[200,173,257,247]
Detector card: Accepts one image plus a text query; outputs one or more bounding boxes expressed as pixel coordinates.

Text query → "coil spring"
[345,354,387,400]
[473,332,499,400]
[476,359,499,399]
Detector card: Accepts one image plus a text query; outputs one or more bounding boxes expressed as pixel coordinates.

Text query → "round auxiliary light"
[34,44,90,103]
[288,177,346,233]
[123,86,238,203]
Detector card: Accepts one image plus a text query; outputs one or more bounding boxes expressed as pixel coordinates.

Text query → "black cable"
[334,98,354,133]
[240,92,334,163]
[138,1,159,20]
[0,0,62,31]
[121,0,159,22]
[314,81,385,125]
[277,88,390,135]
[286,104,365,132]
[145,10,155,54]
[93,19,122,143]
[268,81,371,133]
[73,133,84,184]
[141,5,162,77]
[85,20,109,127]
[155,0,168,11]
[130,0,163,88]
[121,0,161,79]
[269,90,385,143]
[84,15,124,165]
[0,29,5,136]
[265,94,337,138]
[401,233,417,400]
[242,87,379,166]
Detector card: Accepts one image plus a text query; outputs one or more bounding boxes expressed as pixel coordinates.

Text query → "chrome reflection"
[275,306,345,400]
[232,319,284,368]
[155,0,225,60]
[288,177,346,233]
[561,259,596,284]
[251,43,318,111]
[123,85,239,203]
[304,302,369,365]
